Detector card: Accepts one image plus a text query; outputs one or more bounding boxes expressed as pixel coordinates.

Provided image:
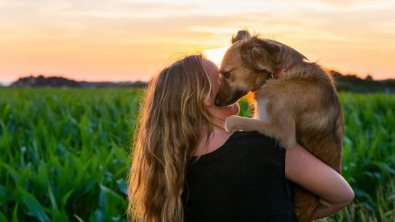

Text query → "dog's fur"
[215,30,344,222]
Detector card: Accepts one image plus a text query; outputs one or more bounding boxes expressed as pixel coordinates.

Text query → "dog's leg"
[294,187,319,222]
[225,115,297,148]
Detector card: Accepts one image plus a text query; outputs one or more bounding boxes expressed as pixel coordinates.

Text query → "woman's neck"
[192,127,233,157]
[211,115,227,130]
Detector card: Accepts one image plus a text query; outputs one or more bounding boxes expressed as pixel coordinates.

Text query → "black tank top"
[182,131,297,222]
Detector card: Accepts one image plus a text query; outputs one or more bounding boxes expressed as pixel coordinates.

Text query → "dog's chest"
[254,98,270,120]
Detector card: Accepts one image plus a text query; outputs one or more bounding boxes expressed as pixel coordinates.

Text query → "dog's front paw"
[225,115,240,132]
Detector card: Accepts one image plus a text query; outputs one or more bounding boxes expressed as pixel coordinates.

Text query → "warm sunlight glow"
[0,0,394,84]
[203,47,229,67]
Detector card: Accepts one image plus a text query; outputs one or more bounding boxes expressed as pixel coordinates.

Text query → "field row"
[0,88,394,221]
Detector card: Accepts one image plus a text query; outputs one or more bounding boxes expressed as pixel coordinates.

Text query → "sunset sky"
[1,0,395,84]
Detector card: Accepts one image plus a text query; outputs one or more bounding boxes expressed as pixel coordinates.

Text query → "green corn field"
[0,87,394,222]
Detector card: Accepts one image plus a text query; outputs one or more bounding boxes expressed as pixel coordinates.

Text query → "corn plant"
[0,88,394,222]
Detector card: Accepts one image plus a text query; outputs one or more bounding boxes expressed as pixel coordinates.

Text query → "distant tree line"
[330,71,395,93]
[10,75,148,88]
[8,73,395,93]
[11,75,80,87]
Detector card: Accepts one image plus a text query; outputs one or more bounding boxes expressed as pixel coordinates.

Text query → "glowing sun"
[203,47,229,67]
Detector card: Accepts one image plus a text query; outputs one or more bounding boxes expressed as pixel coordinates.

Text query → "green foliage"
[0,88,141,221]
[319,93,395,221]
[0,88,394,221]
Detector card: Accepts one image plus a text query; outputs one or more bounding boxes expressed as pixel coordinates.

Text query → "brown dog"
[215,30,344,222]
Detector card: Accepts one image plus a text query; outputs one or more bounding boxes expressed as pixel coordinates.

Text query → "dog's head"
[214,30,281,107]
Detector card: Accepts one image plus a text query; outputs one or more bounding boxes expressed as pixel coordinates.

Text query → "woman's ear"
[205,97,212,107]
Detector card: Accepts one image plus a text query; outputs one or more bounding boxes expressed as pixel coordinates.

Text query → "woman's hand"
[285,144,355,221]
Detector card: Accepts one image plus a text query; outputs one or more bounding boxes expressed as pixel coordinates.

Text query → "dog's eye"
[222,72,230,79]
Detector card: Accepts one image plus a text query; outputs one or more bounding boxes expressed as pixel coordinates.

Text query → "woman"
[127,54,354,222]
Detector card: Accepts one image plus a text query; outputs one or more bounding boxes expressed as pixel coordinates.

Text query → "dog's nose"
[214,99,221,106]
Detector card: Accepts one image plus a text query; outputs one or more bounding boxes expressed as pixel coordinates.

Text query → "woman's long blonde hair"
[128,54,215,222]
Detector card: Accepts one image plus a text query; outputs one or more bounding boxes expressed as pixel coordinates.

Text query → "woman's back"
[182,131,297,222]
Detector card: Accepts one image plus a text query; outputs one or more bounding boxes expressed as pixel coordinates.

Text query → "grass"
[0,88,394,221]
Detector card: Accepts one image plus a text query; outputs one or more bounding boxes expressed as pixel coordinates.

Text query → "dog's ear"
[231,30,251,44]
[239,37,280,72]
[256,39,281,54]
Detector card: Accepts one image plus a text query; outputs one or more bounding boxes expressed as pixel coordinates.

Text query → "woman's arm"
[285,144,355,221]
